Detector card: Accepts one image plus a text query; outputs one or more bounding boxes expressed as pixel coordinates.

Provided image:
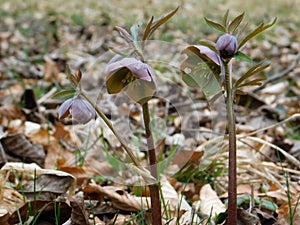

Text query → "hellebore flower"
[57,95,97,124]
[104,57,157,104]
[181,45,223,89]
[216,33,238,59]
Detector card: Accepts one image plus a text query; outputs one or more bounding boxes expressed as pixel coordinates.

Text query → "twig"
[254,52,300,92]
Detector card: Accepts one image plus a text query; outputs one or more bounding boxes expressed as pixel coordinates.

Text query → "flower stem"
[82,93,140,167]
[142,102,162,225]
[224,61,237,224]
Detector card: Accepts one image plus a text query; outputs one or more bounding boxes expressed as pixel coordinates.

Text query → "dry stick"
[82,93,140,167]
[254,52,300,92]
[224,61,237,225]
[142,102,162,225]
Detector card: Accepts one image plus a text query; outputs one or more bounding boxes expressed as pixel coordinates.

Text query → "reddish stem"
[142,102,162,225]
[224,61,237,224]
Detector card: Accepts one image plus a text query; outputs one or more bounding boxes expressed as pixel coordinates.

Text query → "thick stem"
[224,62,237,225]
[82,93,140,166]
[142,102,162,225]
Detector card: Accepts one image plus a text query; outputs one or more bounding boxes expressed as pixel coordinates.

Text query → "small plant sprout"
[181,11,276,224]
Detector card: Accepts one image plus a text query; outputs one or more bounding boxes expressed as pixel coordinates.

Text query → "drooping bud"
[216,33,238,59]
[57,95,97,124]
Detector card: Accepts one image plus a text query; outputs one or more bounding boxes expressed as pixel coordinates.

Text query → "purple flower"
[57,95,97,124]
[181,45,223,87]
[216,33,238,59]
[104,57,157,104]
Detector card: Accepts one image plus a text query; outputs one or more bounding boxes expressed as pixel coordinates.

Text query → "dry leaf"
[1,133,45,167]
[199,184,226,219]
[1,162,76,200]
[83,183,150,211]
[69,196,91,225]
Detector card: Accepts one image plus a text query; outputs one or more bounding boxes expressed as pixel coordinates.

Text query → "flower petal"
[57,98,73,120]
[183,45,221,65]
[106,67,130,94]
[71,97,94,124]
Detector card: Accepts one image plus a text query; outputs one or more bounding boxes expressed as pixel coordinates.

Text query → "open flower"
[104,57,157,104]
[181,45,223,90]
[57,95,97,124]
[216,33,238,59]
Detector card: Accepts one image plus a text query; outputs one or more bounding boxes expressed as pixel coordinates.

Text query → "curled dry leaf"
[1,162,76,200]
[83,183,150,211]
[0,133,45,167]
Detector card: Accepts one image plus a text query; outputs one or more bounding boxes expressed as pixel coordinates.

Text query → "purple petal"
[71,97,96,124]
[57,98,73,120]
[146,64,157,88]
[184,45,221,65]
[103,58,152,82]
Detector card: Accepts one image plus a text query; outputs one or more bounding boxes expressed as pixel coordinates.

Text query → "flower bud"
[57,95,97,124]
[216,33,238,59]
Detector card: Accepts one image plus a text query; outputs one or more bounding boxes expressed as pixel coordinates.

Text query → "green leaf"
[235,62,269,88]
[228,12,244,33]
[147,6,179,39]
[258,199,278,211]
[130,24,139,43]
[115,26,133,43]
[222,10,229,27]
[238,17,277,49]
[69,73,79,87]
[237,78,266,88]
[142,16,154,41]
[204,17,226,33]
[234,51,252,62]
[52,90,76,99]
[130,24,142,53]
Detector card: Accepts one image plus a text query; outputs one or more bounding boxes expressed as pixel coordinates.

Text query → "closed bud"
[216,33,238,59]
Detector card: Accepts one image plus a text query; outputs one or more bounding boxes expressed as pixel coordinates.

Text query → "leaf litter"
[0,0,300,224]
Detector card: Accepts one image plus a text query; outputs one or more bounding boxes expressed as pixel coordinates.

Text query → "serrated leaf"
[238,17,277,49]
[115,26,133,43]
[235,62,269,88]
[223,10,229,27]
[147,6,179,39]
[234,51,252,62]
[142,16,154,41]
[52,90,76,99]
[228,12,244,33]
[204,17,226,33]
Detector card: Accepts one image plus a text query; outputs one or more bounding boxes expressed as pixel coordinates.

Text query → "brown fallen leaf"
[83,183,150,211]
[199,184,226,220]
[69,196,91,225]
[0,104,25,127]
[1,162,76,200]
[1,133,45,167]
[22,173,75,201]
